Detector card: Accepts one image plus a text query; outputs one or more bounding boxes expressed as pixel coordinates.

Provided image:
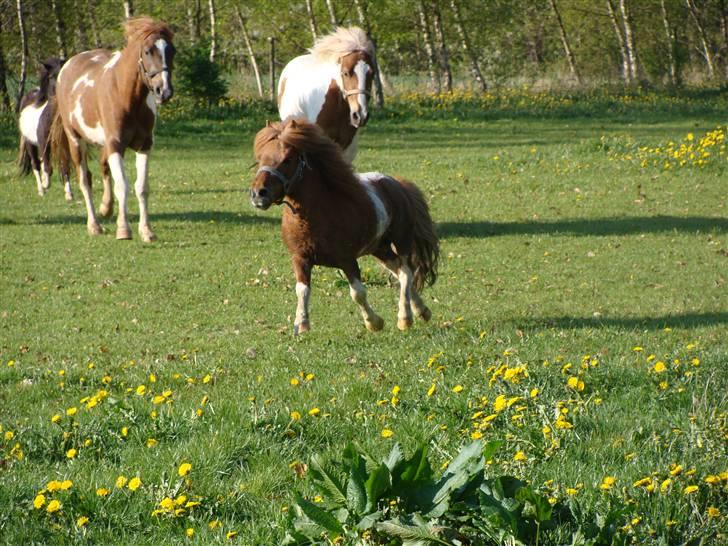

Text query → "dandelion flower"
[599,476,616,491]
[4,431,14,441]
[660,478,672,492]
[66,407,77,417]
[708,506,720,517]
[530,388,539,398]
[146,438,158,448]
[452,385,464,393]
[51,414,61,424]
[209,520,221,529]
[128,477,141,491]
[290,411,301,420]
[136,385,146,396]
[115,475,128,488]
[427,383,436,396]
[178,462,192,477]
[308,408,320,417]
[226,531,238,540]
[513,451,527,462]
[96,488,110,497]
[66,448,77,459]
[60,480,72,490]
[76,516,89,527]
[683,485,698,495]
[47,480,63,492]
[33,494,46,509]
[381,429,394,438]
[46,500,61,513]
[669,464,683,476]
[470,431,483,440]
[653,361,666,373]
[186,528,195,538]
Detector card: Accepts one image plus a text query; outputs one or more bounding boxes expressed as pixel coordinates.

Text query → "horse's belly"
[19,102,47,145]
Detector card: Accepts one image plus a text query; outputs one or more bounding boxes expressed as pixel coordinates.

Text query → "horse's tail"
[17,136,32,176]
[401,179,439,292]
[49,101,70,176]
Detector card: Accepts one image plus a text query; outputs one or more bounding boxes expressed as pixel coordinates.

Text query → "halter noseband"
[255,153,308,198]
[138,48,170,87]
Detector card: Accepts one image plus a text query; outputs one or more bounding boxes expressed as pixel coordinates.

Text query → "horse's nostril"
[258,188,269,198]
[352,111,360,120]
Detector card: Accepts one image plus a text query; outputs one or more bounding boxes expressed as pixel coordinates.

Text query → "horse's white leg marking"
[32,167,44,196]
[349,278,384,331]
[396,264,414,330]
[40,159,50,190]
[107,152,131,240]
[99,162,113,217]
[62,171,73,202]
[134,152,155,242]
[294,281,311,334]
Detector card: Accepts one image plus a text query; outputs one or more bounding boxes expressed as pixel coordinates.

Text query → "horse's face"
[339,51,374,128]
[251,138,300,210]
[140,35,175,104]
[40,58,64,98]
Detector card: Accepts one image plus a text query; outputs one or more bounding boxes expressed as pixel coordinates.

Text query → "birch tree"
[685,0,716,79]
[548,0,581,84]
[618,0,639,82]
[123,0,133,19]
[0,15,11,112]
[51,0,68,59]
[432,0,453,92]
[15,0,29,112]
[450,0,487,91]
[209,0,217,63]
[325,0,338,28]
[606,0,630,83]
[235,5,264,98]
[660,0,679,86]
[305,0,319,39]
[417,0,441,92]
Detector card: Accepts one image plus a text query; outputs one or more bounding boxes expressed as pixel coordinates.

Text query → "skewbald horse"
[278,27,375,162]
[51,17,175,242]
[250,119,439,334]
[18,58,73,201]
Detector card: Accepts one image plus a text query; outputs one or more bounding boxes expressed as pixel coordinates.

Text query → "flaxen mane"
[309,26,374,61]
[255,120,365,198]
[123,16,174,44]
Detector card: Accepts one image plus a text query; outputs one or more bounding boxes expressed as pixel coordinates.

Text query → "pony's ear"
[41,61,53,71]
[266,120,272,128]
[289,119,298,129]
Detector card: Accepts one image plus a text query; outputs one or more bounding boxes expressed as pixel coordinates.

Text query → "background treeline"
[1,0,727,112]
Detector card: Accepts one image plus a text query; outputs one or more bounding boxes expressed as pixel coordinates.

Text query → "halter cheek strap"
[255,153,308,197]
[138,49,170,88]
[344,89,371,97]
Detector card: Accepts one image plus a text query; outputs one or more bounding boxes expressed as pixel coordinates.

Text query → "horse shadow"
[512,311,728,331]
[31,210,279,226]
[438,215,728,238]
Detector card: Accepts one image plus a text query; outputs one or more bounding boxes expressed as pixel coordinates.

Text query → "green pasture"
[0,92,726,544]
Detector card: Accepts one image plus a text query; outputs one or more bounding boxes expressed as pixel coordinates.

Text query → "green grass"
[1,92,726,544]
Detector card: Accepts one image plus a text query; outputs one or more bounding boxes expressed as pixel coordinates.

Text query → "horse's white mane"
[309,26,374,62]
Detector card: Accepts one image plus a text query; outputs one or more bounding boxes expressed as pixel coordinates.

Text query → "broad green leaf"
[384,442,404,472]
[356,510,383,530]
[364,463,392,513]
[309,454,347,507]
[482,440,502,462]
[293,494,345,536]
[516,486,552,523]
[377,515,452,546]
[424,441,485,517]
[346,464,367,515]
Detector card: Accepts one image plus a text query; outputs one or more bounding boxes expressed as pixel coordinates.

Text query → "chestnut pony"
[50,17,175,242]
[278,27,375,162]
[250,119,439,334]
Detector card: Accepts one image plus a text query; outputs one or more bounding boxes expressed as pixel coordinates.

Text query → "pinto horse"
[50,17,174,241]
[250,119,439,334]
[18,58,73,201]
[278,26,375,162]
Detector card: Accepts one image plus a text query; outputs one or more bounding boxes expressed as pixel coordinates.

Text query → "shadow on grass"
[30,210,278,226]
[439,215,728,238]
[514,312,728,330]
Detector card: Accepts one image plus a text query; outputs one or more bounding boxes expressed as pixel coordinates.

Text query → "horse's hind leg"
[40,143,52,192]
[375,251,413,330]
[69,137,102,235]
[28,144,44,196]
[98,154,113,217]
[343,261,384,332]
[60,164,73,202]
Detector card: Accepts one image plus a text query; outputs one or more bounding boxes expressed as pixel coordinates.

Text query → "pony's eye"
[145,49,152,56]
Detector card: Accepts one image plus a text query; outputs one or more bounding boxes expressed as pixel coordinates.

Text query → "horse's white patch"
[278,54,338,124]
[19,101,47,144]
[72,97,105,146]
[295,282,311,325]
[91,54,103,62]
[72,73,95,93]
[103,51,121,71]
[357,172,390,240]
[353,60,370,116]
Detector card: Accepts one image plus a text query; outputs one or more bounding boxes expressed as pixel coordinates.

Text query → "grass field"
[0,91,726,544]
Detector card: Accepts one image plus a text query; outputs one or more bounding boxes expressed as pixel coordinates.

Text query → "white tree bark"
[235,6,264,98]
[305,0,319,40]
[450,0,486,92]
[325,0,338,27]
[548,0,581,84]
[418,1,441,92]
[432,0,453,92]
[618,0,639,82]
[209,0,217,63]
[685,0,716,79]
[16,0,29,113]
[606,0,630,84]
[123,0,133,19]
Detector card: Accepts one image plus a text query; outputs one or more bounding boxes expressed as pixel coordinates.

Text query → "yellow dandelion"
[115,475,128,488]
[209,519,221,529]
[381,428,394,438]
[96,488,110,497]
[660,478,672,492]
[226,531,238,540]
[121,426,129,437]
[290,410,301,420]
[146,438,158,448]
[566,488,578,496]
[60,479,72,490]
[66,407,77,417]
[530,388,539,398]
[599,476,616,491]
[186,528,195,538]
[33,494,46,509]
[452,384,464,393]
[683,484,698,495]
[308,407,320,417]
[66,448,77,459]
[427,383,436,396]
[513,450,527,462]
[46,499,61,513]
[76,515,89,527]
[136,385,146,396]
[178,462,192,477]
[653,361,666,373]
[470,430,483,440]
[51,414,61,424]
[152,395,166,405]
[707,506,720,518]
[669,464,683,476]
[46,480,63,491]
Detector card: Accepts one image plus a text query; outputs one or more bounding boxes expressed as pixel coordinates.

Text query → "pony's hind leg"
[343,261,384,332]
[98,156,113,217]
[27,144,44,196]
[376,254,414,330]
[134,151,155,242]
[292,256,312,334]
[69,138,101,235]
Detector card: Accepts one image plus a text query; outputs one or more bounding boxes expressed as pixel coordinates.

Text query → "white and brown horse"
[250,119,439,334]
[51,17,175,241]
[18,58,73,201]
[277,27,375,162]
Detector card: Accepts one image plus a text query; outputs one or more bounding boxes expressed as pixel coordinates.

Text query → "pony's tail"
[49,102,70,176]
[401,179,439,292]
[17,136,32,176]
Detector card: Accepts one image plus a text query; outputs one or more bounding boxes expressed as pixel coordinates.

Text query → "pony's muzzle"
[155,84,173,104]
[250,187,272,210]
[350,109,369,128]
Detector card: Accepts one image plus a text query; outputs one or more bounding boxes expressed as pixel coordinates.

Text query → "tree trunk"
[605,0,630,84]
[353,0,385,107]
[235,5,264,98]
[51,0,68,59]
[75,0,90,51]
[450,0,487,92]
[187,0,201,43]
[618,0,639,82]
[87,0,101,47]
[325,0,338,27]
[209,0,217,62]
[123,0,133,19]
[721,0,728,79]
[432,0,453,92]
[685,0,716,79]
[0,16,12,112]
[548,0,581,84]
[16,0,29,113]
[660,0,679,86]
[305,0,319,40]
[269,37,276,103]
[418,1,441,92]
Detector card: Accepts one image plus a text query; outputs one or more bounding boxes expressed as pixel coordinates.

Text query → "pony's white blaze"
[357,172,390,240]
[19,102,47,144]
[72,98,105,146]
[103,51,121,71]
[154,39,171,92]
[353,60,370,117]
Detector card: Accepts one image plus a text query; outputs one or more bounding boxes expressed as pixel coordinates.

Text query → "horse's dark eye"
[146,49,152,56]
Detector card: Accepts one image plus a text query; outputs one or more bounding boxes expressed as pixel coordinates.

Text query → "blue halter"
[255,153,308,196]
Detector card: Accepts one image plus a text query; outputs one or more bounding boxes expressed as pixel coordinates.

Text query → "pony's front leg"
[343,262,384,332]
[107,150,132,240]
[292,256,312,334]
[134,150,155,242]
[27,144,44,196]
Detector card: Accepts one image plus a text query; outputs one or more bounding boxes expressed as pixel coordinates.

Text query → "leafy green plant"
[175,42,228,107]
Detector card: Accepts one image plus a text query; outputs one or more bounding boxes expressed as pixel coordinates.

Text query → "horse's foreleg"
[343,262,384,332]
[107,151,132,240]
[69,138,101,234]
[98,156,113,217]
[40,143,52,192]
[28,144,44,196]
[292,256,312,334]
[134,151,155,242]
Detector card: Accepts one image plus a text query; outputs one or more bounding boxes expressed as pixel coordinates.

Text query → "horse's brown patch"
[315,80,357,151]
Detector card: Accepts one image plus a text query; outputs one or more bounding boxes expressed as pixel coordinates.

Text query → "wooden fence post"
[269,37,276,104]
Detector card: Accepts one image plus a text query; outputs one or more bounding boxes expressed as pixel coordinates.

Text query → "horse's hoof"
[417,307,432,322]
[87,223,103,235]
[294,321,310,335]
[140,228,157,243]
[37,190,46,197]
[98,203,113,218]
[366,316,384,332]
[65,194,74,202]
[116,226,132,240]
[397,317,413,331]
